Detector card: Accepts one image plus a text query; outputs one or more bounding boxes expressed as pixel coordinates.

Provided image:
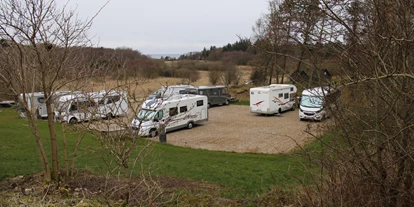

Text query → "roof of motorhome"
[302,86,333,96]
[250,84,297,91]
[89,90,126,98]
[197,85,227,89]
[57,94,88,102]
[142,94,206,109]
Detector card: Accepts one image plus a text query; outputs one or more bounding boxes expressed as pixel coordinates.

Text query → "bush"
[174,68,200,83]
[250,68,267,86]
[209,70,221,85]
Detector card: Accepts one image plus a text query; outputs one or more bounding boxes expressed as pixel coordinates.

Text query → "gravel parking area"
[150,104,327,154]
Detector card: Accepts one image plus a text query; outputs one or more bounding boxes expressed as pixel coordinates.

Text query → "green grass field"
[0,107,317,199]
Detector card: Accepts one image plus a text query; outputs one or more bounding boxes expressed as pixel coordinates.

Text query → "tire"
[106,113,113,119]
[291,104,295,111]
[278,108,282,114]
[149,129,157,138]
[224,99,230,105]
[69,118,77,125]
[187,122,194,129]
[207,103,211,108]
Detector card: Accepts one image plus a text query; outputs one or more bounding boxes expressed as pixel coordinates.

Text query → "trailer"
[131,94,208,137]
[18,92,46,118]
[90,90,128,119]
[250,84,297,115]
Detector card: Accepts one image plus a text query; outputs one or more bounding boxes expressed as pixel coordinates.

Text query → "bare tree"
[0,0,103,181]
[256,0,413,206]
[298,0,413,206]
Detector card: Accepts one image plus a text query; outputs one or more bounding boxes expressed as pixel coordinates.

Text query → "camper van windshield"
[136,109,157,121]
[300,95,323,108]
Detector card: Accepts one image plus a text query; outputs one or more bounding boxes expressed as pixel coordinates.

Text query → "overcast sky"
[65,0,269,55]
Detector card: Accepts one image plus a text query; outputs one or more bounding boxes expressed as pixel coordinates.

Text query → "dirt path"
[149,104,327,154]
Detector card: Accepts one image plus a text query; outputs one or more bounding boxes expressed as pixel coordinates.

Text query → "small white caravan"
[147,85,195,100]
[299,86,338,121]
[131,94,208,137]
[18,92,46,118]
[19,91,82,119]
[90,90,128,119]
[250,84,297,115]
[54,93,97,124]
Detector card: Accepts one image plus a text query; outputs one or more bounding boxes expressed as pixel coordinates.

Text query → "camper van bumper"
[131,123,152,137]
[299,110,323,121]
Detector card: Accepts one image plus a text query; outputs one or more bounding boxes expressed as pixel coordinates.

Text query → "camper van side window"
[180,106,187,113]
[284,93,289,99]
[278,93,283,98]
[70,104,77,112]
[196,100,204,107]
[169,107,178,116]
[107,96,120,104]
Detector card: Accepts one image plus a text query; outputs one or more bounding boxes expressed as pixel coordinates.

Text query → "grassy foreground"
[0,107,315,199]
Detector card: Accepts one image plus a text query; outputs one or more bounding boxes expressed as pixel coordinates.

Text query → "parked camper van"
[131,94,208,137]
[147,85,195,100]
[18,92,46,118]
[250,84,297,115]
[90,90,128,119]
[19,91,82,119]
[54,93,98,124]
[182,85,232,108]
[299,86,338,121]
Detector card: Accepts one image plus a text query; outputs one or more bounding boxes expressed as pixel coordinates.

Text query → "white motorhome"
[147,85,195,100]
[250,84,297,115]
[18,92,46,118]
[131,94,208,137]
[54,93,98,124]
[299,86,338,121]
[90,90,128,119]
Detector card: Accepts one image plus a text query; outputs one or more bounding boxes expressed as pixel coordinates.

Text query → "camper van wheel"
[69,118,77,125]
[278,108,282,114]
[291,104,295,111]
[207,103,211,108]
[187,122,194,129]
[106,113,114,119]
[149,129,157,138]
[225,99,230,105]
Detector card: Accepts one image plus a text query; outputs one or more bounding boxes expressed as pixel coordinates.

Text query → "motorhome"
[147,84,195,100]
[299,86,338,121]
[90,90,128,119]
[54,93,98,124]
[18,92,46,118]
[182,85,232,108]
[250,84,297,115]
[131,94,208,137]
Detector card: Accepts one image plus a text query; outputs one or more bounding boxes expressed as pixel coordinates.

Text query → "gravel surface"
[150,104,328,154]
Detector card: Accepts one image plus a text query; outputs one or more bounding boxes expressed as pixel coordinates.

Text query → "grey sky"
[66,0,269,55]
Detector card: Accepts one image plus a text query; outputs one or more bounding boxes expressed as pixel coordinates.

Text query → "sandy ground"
[146,104,328,154]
